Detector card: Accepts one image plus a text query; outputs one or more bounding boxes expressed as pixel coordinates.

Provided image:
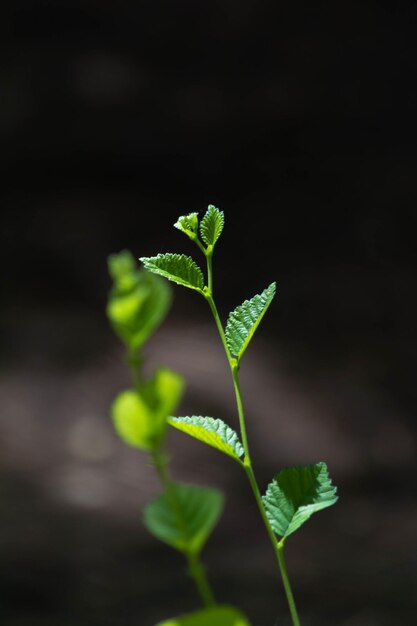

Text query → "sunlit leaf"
[169,416,244,462]
[144,482,224,555]
[140,253,205,292]
[111,369,184,451]
[108,250,137,290]
[262,462,338,540]
[225,282,276,361]
[174,212,199,240]
[156,606,251,626]
[199,205,224,247]
[151,368,185,423]
[107,251,172,350]
[111,389,154,451]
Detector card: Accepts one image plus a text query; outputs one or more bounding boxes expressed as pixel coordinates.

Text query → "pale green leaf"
[262,462,338,539]
[225,282,276,361]
[199,205,224,247]
[107,254,172,350]
[168,416,244,462]
[140,254,205,292]
[111,389,154,451]
[111,369,184,451]
[156,606,251,626]
[108,250,137,289]
[174,212,199,240]
[153,368,185,422]
[144,482,224,555]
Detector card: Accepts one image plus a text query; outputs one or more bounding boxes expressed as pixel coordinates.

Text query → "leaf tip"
[173,212,199,240]
[200,205,225,246]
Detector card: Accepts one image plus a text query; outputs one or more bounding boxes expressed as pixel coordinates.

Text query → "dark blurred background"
[2,1,417,625]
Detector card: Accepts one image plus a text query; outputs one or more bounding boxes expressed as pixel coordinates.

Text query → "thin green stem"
[244,463,280,554]
[127,348,143,388]
[206,249,213,294]
[152,447,172,491]
[152,448,216,608]
[277,541,301,626]
[205,294,232,362]
[194,236,207,257]
[245,464,300,625]
[231,364,251,462]
[187,551,216,607]
[206,293,250,459]
[203,254,301,624]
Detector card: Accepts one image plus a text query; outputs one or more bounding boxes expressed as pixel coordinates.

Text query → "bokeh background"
[2,1,417,625]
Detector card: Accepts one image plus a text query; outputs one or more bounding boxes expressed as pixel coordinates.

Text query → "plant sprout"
[140,206,338,626]
[107,207,338,626]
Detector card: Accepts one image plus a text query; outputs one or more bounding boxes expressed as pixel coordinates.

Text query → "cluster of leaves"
[141,206,337,544]
[108,250,172,352]
[107,250,243,625]
[108,206,338,626]
[140,206,338,624]
[107,251,182,452]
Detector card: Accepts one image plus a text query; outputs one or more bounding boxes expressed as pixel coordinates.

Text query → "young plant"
[107,251,249,623]
[141,206,338,626]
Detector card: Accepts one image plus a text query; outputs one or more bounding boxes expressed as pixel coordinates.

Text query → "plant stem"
[204,259,300,625]
[244,464,300,624]
[206,295,233,372]
[152,448,216,608]
[127,348,143,388]
[206,249,213,293]
[152,448,172,490]
[231,365,251,463]
[277,540,300,626]
[237,375,300,626]
[187,551,216,608]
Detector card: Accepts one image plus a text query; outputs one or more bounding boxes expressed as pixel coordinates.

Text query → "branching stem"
[204,253,301,626]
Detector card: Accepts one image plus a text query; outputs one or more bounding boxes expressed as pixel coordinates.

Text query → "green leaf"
[111,389,155,451]
[144,483,224,555]
[108,250,137,289]
[174,212,199,240]
[199,205,224,247]
[152,368,185,423]
[156,606,251,626]
[107,254,172,350]
[262,462,338,540]
[111,369,184,451]
[140,253,205,292]
[168,416,244,462]
[225,282,276,361]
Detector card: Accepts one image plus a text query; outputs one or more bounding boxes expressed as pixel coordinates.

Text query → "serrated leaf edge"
[144,482,224,555]
[262,462,338,540]
[174,213,199,238]
[169,416,245,463]
[140,253,205,292]
[225,282,277,361]
[199,205,225,247]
